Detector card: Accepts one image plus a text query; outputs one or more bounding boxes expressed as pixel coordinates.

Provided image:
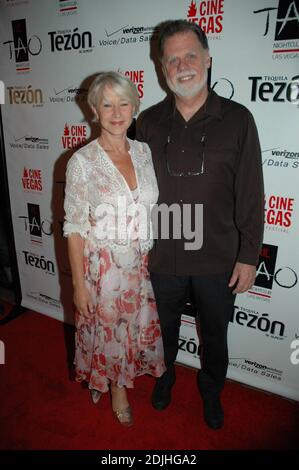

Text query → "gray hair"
[87,71,140,116]
[157,20,209,60]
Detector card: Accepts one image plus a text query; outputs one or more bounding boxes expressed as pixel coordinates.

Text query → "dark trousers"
[150,272,236,396]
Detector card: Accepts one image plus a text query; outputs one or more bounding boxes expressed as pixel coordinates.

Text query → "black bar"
[0,450,294,465]
[0,104,23,311]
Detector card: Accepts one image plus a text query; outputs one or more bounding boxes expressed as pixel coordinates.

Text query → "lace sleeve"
[63,153,91,238]
[137,140,151,161]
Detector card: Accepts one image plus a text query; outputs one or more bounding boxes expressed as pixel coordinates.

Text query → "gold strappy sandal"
[113,406,133,427]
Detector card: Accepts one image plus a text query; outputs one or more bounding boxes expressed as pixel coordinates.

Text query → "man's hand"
[228,262,256,294]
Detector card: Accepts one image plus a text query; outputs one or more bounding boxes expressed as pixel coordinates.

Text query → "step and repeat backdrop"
[0,0,298,400]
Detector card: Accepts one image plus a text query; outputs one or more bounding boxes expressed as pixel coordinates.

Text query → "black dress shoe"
[202,395,224,429]
[152,380,172,410]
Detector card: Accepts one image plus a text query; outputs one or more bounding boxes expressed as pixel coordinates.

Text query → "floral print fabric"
[75,242,165,392]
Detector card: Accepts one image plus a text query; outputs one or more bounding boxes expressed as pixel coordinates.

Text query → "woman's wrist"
[72,279,85,290]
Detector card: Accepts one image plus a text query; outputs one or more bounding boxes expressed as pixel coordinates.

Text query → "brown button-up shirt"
[136,90,264,276]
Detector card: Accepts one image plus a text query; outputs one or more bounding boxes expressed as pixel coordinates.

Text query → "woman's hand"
[73,284,93,318]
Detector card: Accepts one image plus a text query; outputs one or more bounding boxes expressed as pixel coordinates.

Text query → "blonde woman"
[64,72,165,426]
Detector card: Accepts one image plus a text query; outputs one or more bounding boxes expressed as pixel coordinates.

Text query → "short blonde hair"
[87,71,140,116]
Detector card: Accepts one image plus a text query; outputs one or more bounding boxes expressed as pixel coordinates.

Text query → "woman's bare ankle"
[110,384,129,411]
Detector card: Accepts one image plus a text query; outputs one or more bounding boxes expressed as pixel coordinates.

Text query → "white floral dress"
[63,138,165,392]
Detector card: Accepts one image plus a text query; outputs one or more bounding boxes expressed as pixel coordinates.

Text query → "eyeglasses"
[165,132,205,177]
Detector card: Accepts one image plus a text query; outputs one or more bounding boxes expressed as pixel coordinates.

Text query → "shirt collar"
[158,89,223,123]
[205,89,223,119]
[158,95,174,122]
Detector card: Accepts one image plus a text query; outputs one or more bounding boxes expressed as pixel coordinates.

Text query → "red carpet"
[0,302,298,450]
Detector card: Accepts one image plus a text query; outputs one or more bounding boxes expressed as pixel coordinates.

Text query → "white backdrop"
[0,0,298,401]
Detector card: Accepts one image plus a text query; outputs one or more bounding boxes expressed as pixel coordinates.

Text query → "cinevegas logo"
[61,123,87,149]
[264,194,295,232]
[187,0,224,35]
[2,18,42,73]
[119,69,144,99]
[22,168,43,192]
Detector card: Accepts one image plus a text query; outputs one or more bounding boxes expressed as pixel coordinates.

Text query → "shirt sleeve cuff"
[63,222,90,239]
[237,248,260,267]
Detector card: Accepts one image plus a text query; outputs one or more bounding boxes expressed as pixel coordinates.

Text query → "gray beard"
[166,69,208,98]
